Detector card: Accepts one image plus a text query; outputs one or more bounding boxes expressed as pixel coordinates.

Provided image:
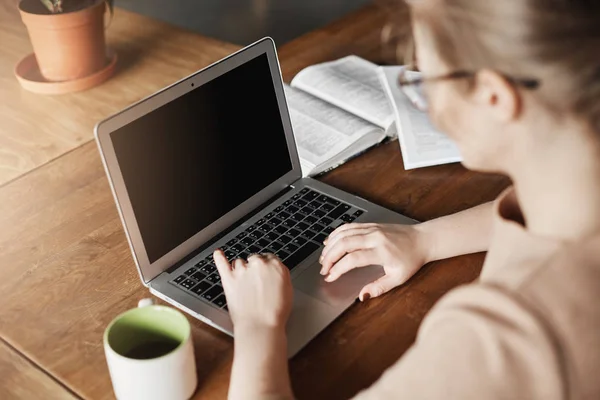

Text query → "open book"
[285,55,461,177]
[377,65,462,169]
[285,55,397,177]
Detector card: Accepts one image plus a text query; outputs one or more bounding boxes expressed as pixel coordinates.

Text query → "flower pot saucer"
[14,48,117,95]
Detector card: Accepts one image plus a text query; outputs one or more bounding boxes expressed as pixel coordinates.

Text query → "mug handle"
[138,298,155,308]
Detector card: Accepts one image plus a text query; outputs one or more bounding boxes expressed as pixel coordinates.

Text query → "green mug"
[103,298,197,400]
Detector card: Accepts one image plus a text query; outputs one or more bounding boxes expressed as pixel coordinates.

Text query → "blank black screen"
[111,54,293,263]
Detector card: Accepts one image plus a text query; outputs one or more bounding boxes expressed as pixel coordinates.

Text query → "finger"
[232,258,247,270]
[324,223,379,245]
[359,275,399,301]
[320,233,376,275]
[321,227,378,266]
[213,249,233,282]
[325,249,377,282]
[247,253,266,264]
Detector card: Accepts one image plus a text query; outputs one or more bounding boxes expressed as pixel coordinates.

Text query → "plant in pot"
[17,0,115,91]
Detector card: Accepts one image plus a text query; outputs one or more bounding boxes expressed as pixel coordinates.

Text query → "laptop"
[94,37,416,357]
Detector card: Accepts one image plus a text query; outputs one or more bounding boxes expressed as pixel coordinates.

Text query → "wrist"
[411,222,438,265]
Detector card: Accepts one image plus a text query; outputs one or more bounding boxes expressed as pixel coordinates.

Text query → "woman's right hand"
[319,223,430,301]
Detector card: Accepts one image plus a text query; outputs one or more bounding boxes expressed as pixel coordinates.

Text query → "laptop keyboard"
[169,187,364,311]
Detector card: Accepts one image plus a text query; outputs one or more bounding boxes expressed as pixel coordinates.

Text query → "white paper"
[378,66,462,169]
[284,85,385,177]
[290,55,395,132]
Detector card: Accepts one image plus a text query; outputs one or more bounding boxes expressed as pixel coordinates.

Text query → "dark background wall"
[116,0,372,46]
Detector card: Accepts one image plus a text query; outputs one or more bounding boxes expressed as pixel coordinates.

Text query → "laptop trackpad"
[294,262,385,308]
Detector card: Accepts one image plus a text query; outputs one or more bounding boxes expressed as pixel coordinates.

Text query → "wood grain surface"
[0,2,511,399]
[0,0,238,187]
[0,339,77,400]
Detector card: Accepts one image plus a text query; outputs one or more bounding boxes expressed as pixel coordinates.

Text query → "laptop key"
[328,204,351,219]
[257,238,270,248]
[301,230,317,240]
[226,238,238,247]
[184,267,197,276]
[236,231,247,240]
[283,199,293,206]
[321,203,334,212]
[232,243,245,252]
[294,199,307,207]
[201,285,223,302]
[278,211,291,220]
[313,209,326,218]
[194,259,207,268]
[274,205,284,212]
[304,215,318,224]
[303,191,319,201]
[224,250,236,260]
[180,279,196,289]
[269,217,283,226]
[206,273,221,284]
[256,218,266,226]
[353,210,364,217]
[274,225,288,234]
[278,235,292,244]
[239,251,249,259]
[173,275,186,284]
[323,226,335,234]
[246,225,257,232]
[284,241,319,270]
[192,271,207,281]
[247,245,260,254]
[213,295,227,308]
[258,224,273,233]
[296,221,310,231]
[282,220,297,228]
[276,249,290,260]
[309,200,323,209]
[320,217,334,226]
[292,193,303,200]
[265,212,275,219]
[300,206,315,215]
[191,281,212,295]
[241,237,254,246]
[340,214,356,223]
[265,231,279,241]
[286,205,299,214]
[314,232,328,244]
[311,223,325,232]
[268,241,283,251]
[291,213,304,222]
[283,243,299,253]
[292,237,307,246]
[287,228,301,237]
[200,264,216,275]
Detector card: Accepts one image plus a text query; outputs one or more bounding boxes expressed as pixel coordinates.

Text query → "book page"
[284,85,385,177]
[378,66,462,170]
[290,55,395,132]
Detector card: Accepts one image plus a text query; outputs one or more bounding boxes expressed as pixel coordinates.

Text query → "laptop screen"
[111,53,293,263]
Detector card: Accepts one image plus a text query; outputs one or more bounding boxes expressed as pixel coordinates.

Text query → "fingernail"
[323,238,328,245]
[361,293,371,302]
[325,275,333,282]
[319,268,325,275]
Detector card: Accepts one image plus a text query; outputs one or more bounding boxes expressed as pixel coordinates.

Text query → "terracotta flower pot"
[18,0,107,82]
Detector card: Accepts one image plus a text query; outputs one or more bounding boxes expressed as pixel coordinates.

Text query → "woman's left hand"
[213,250,293,330]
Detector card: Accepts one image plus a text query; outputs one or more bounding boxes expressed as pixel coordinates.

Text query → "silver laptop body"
[94,37,416,357]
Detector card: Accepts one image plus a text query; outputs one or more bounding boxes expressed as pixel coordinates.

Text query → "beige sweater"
[353,188,600,400]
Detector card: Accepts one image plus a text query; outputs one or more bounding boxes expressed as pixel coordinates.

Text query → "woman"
[213,0,600,398]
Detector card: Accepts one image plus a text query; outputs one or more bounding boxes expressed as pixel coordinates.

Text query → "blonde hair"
[402,0,600,132]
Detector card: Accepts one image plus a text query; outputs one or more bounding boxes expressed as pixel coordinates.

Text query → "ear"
[472,69,522,122]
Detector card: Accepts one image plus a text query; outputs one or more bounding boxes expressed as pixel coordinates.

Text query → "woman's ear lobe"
[475,69,521,122]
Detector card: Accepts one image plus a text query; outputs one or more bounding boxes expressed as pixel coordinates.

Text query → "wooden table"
[0,1,510,399]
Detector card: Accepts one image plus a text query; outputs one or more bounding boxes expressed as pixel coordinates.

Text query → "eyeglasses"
[397,68,541,112]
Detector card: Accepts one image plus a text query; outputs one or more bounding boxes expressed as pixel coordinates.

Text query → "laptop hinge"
[163,185,293,275]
